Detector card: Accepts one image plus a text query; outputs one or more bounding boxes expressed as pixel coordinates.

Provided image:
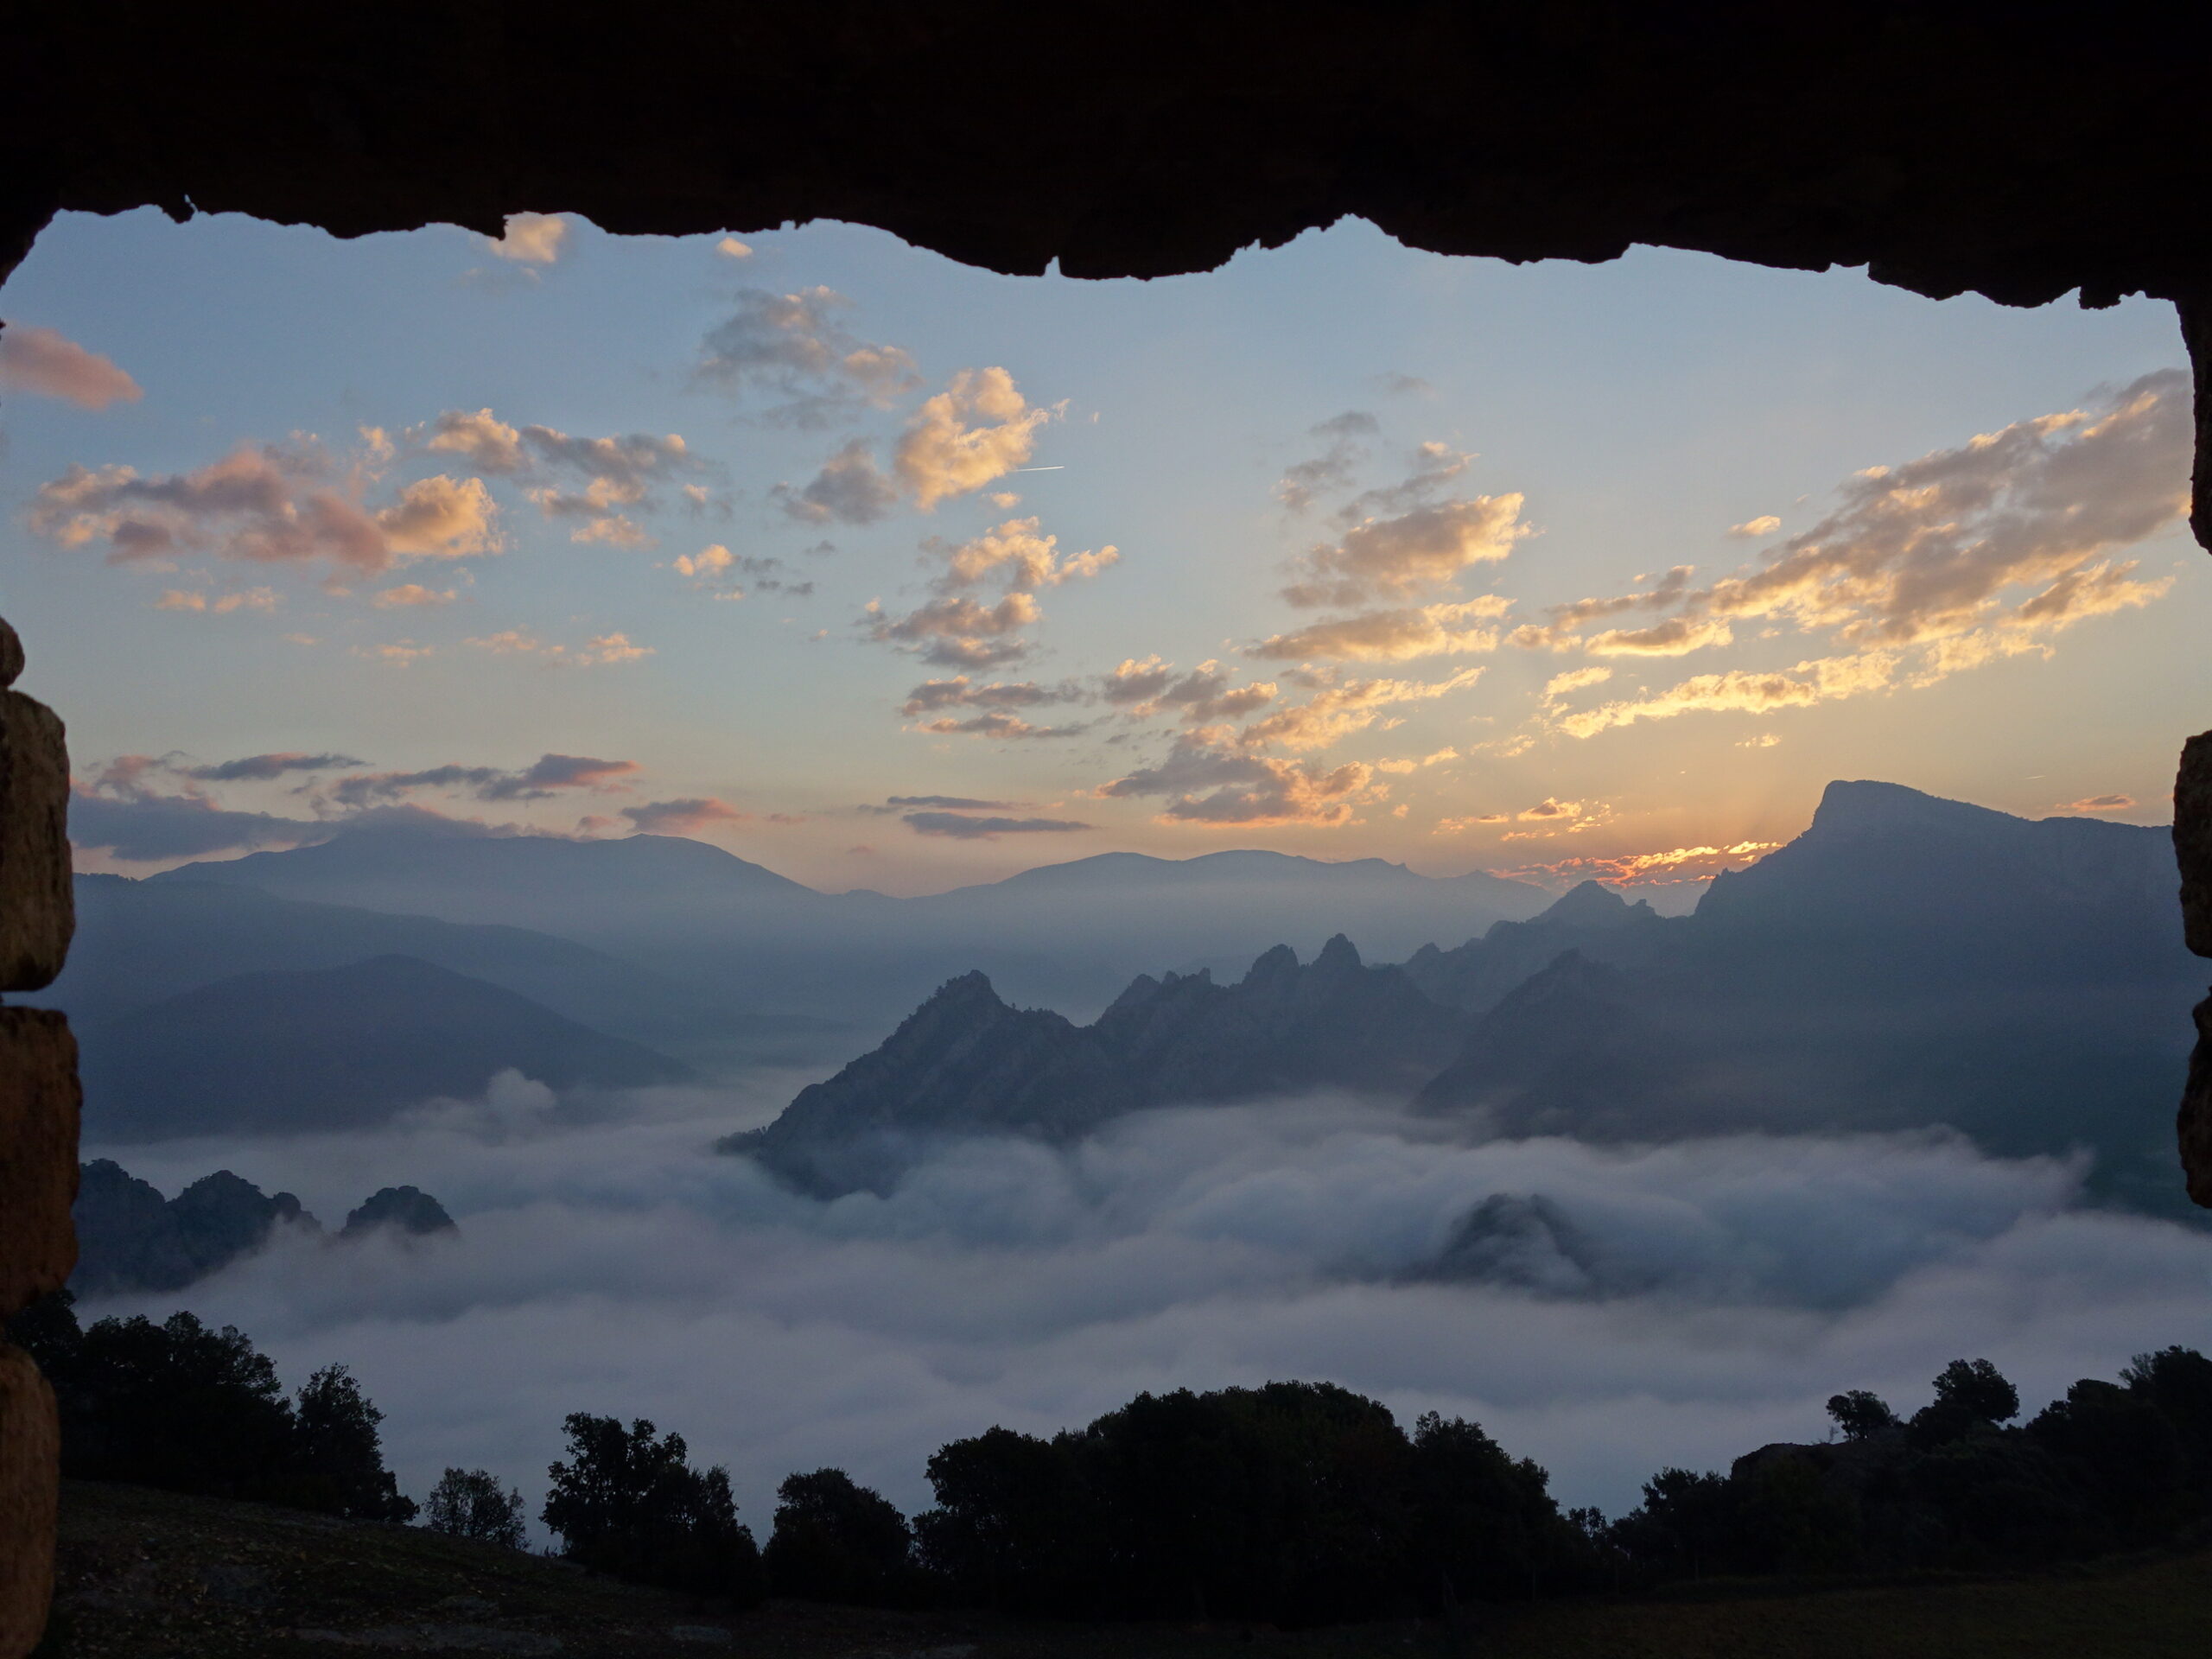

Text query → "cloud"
[1522,374,2190,733]
[695,287,918,423]
[912,712,1092,741]
[1282,494,1529,608]
[67,758,339,861]
[109,1093,2210,1529]
[863,594,1039,668]
[932,518,1116,592]
[462,631,653,668]
[1492,842,1783,889]
[620,798,751,835]
[1100,735,1382,826]
[1331,442,1477,525]
[373,584,457,608]
[406,413,699,547]
[30,438,499,575]
[899,677,1077,717]
[715,237,753,260]
[1555,651,1902,738]
[1541,667,1613,704]
[1100,658,1275,722]
[1509,569,1698,653]
[773,440,899,524]
[329,753,639,809]
[1236,667,1484,752]
[1518,798,1581,821]
[180,752,367,783]
[1276,413,1376,512]
[1582,616,1735,657]
[857,795,1024,814]
[0,326,143,410]
[893,368,1053,511]
[1433,814,1510,833]
[1727,515,1783,538]
[902,811,1092,838]
[486,214,569,264]
[154,588,278,614]
[1249,598,1512,663]
[2055,794,2137,814]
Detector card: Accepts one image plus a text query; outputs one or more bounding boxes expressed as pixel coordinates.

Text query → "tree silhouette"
[764,1467,916,1604]
[542,1413,763,1603]
[289,1365,418,1522]
[424,1468,528,1548]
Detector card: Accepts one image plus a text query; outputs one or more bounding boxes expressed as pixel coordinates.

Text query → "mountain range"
[72,1159,456,1296]
[725,781,2206,1217]
[146,832,1552,1029]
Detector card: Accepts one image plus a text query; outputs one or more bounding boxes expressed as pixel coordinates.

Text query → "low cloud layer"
[84,1087,2212,1532]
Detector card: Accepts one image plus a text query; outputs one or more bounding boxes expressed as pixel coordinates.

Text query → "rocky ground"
[35,1480,2212,1658]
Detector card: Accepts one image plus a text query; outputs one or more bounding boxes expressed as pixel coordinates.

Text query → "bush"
[424,1468,529,1548]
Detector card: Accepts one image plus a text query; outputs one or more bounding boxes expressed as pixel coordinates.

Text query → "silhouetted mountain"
[152,827,1548,1033]
[1410,1193,1630,1298]
[72,1159,320,1294]
[29,874,747,1055]
[729,936,1462,1197]
[80,955,690,1139]
[1402,880,1673,1013]
[341,1185,457,1239]
[72,1160,461,1294]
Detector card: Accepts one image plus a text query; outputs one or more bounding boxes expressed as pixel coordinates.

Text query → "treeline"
[12,1288,2212,1626]
[8,1291,415,1522]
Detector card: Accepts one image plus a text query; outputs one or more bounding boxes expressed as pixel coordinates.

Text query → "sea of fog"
[82,1070,2212,1536]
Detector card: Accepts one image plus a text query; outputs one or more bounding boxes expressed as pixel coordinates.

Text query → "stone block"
[2185,993,2212,1210]
[0,1342,57,1659]
[0,1009,79,1317]
[2177,734,2212,960]
[0,684,71,992]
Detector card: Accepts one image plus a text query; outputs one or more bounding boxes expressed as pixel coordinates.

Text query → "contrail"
[1009,466,1065,473]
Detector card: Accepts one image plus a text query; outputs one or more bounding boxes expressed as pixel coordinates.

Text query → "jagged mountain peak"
[1533,880,1642,928]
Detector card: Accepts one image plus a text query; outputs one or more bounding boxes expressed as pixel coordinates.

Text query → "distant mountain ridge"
[80,954,690,1139]
[150,829,1552,1032]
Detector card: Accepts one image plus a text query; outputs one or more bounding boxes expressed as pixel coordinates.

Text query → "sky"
[0,208,2200,895]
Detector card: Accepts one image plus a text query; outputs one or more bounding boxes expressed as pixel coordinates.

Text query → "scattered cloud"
[181,752,366,783]
[773,439,899,524]
[863,594,1039,668]
[715,237,753,260]
[1249,598,1511,663]
[1282,494,1528,609]
[1492,842,1783,889]
[903,810,1092,838]
[0,325,143,410]
[858,794,1023,815]
[154,587,277,614]
[330,753,639,809]
[1522,373,2190,734]
[1237,667,1484,752]
[695,287,918,423]
[1099,735,1382,826]
[2055,794,2137,814]
[463,631,654,668]
[485,214,569,264]
[931,518,1117,591]
[1276,412,1376,512]
[893,368,1053,511]
[1101,658,1276,722]
[620,798,751,835]
[899,677,1077,716]
[912,711,1092,741]
[372,584,456,608]
[31,439,499,575]
[1727,515,1783,538]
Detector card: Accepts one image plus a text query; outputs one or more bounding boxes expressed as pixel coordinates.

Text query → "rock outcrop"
[71,1162,320,1295]
[730,937,1462,1197]
[340,1186,458,1240]
[1402,880,1670,1014]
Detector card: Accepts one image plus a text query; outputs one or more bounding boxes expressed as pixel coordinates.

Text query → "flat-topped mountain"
[80,955,690,1139]
[728,935,1461,1197]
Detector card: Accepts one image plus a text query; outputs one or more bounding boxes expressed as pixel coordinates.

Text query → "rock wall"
[0,617,77,1657]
